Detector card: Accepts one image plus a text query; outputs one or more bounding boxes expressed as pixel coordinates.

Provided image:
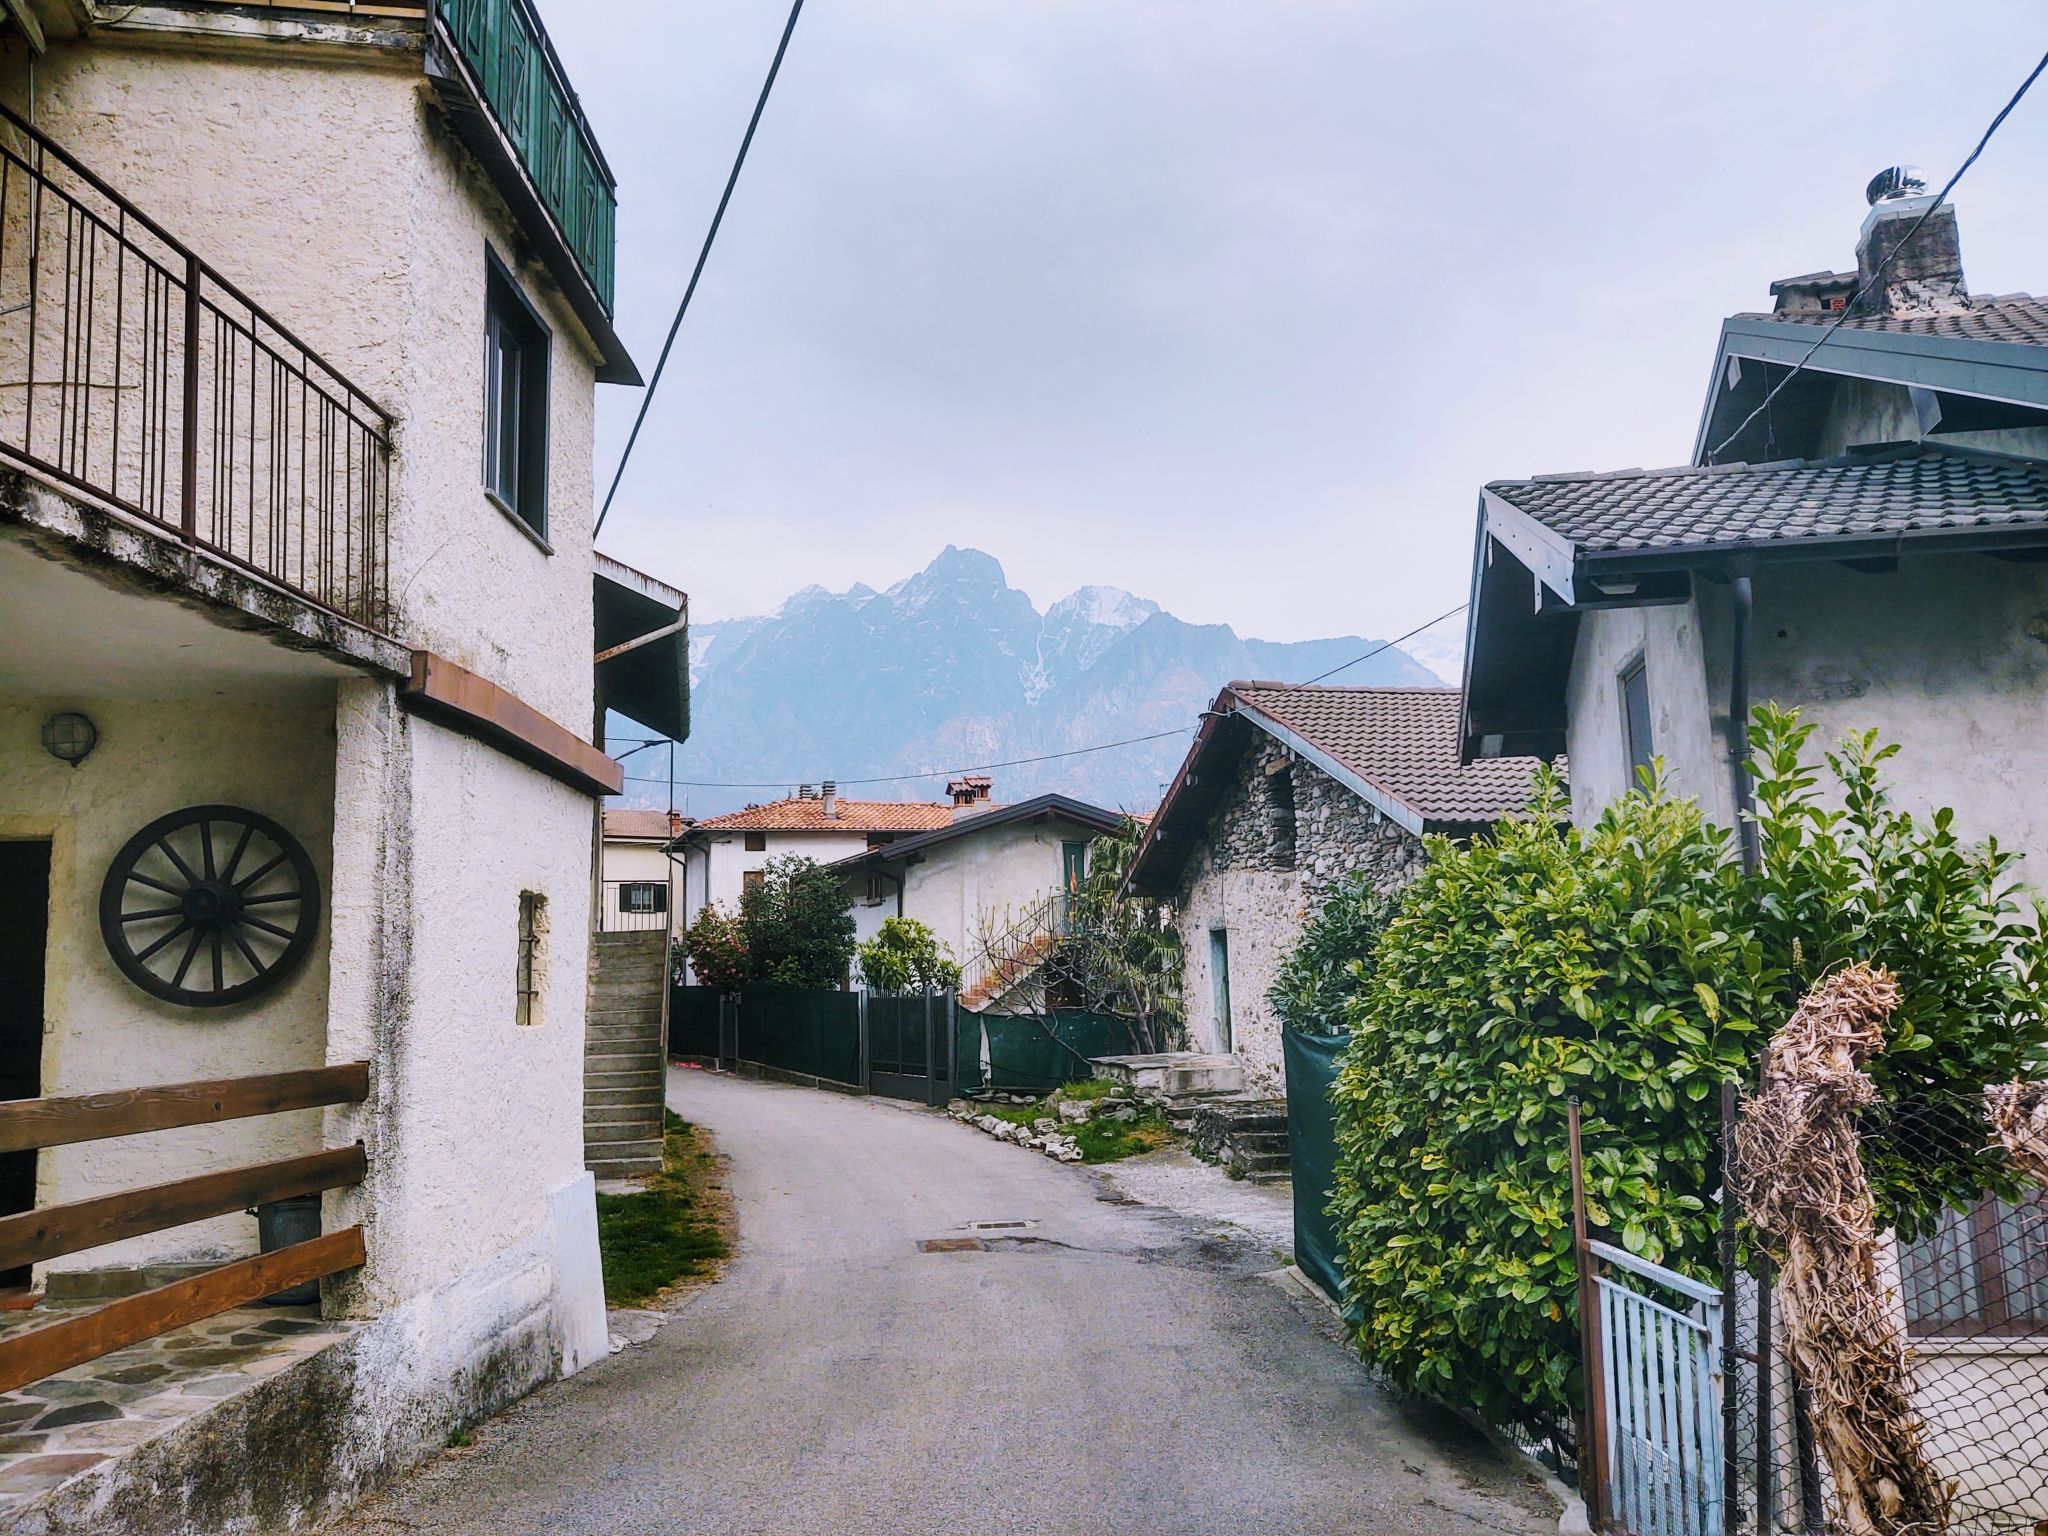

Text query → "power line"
[1303,602,1467,684]
[1706,47,2048,464]
[593,0,807,537]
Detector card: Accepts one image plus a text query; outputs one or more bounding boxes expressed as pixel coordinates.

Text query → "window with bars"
[515,890,548,1028]
[1901,1192,2048,1336]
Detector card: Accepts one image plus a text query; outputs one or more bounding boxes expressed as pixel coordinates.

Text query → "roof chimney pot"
[1854,169,1967,318]
[822,780,838,820]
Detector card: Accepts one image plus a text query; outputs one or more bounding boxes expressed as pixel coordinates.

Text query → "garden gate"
[863,991,954,1106]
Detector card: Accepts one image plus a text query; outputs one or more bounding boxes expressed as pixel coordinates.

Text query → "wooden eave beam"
[401,650,623,798]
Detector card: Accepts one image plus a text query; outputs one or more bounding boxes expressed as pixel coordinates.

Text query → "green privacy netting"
[954,1010,1140,1095]
[668,985,862,1087]
[1283,1028,1347,1304]
[669,984,722,1059]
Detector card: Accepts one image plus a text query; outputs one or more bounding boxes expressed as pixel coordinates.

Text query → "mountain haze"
[623,547,1441,818]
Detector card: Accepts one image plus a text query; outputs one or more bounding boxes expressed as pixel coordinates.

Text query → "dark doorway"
[0,841,50,1289]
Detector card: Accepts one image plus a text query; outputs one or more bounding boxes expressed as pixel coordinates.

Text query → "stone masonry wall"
[1174,734,1424,1094]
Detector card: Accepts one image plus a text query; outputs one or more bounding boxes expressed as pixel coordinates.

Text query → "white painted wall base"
[549,1171,609,1378]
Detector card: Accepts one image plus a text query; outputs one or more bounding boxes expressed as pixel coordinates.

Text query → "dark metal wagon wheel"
[98,805,322,1009]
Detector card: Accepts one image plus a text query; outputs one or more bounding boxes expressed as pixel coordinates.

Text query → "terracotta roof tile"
[1230,684,1545,829]
[602,809,681,841]
[690,798,960,834]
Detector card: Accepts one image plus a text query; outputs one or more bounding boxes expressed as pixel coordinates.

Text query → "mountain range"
[615,546,1443,818]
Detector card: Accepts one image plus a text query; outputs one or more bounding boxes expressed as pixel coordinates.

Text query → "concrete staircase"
[1186,1099,1291,1184]
[1092,1052,1245,1099]
[585,930,668,1180]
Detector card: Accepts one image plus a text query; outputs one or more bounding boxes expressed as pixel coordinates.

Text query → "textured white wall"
[0,693,336,1273]
[895,817,1086,972]
[684,830,871,920]
[1565,597,1726,825]
[1176,868,1301,1095]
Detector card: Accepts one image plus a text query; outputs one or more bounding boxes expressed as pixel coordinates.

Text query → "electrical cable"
[1706,47,2048,464]
[1301,602,1467,685]
[593,0,806,537]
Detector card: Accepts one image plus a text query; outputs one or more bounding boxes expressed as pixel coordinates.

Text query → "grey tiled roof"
[1486,449,2048,556]
[1738,293,2048,346]
[1230,685,1545,828]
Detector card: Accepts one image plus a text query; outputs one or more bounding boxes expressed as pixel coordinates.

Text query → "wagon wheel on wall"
[98,805,322,1009]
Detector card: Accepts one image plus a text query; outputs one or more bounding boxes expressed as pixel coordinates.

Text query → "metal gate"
[863,991,954,1106]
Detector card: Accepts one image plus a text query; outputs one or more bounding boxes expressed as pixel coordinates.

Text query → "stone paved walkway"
[0,1300,361,1511]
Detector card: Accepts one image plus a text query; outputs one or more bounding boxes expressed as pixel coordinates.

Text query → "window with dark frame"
[742,870,765,892]
[619,882,667,915]
[483,254,551,542]
[744,831,768,852]
[1620,658,1654,785]
[1901,1192,2048,1336]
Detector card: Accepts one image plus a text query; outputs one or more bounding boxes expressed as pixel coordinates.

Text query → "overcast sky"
[546,2,2048,653]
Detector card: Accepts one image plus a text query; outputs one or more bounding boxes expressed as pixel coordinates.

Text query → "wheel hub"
[181,880,244,931]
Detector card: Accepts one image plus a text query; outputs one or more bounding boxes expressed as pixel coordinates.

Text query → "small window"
[1902,1193,2048,1337]
[744,831,768,853]
[1620,658,1654,785]
[483,254,551,542]
[619,882,667,915]
[864,873,888,905]
[515,891,549,1028]
[742,870,766,892]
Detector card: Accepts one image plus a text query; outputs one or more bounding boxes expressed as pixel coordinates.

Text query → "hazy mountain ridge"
[634,547,1442,818]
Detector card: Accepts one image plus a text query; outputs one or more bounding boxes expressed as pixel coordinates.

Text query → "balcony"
[0,104,396,635]
[426,0,639,384]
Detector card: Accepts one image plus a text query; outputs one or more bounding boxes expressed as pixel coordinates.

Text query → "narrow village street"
[327,1070,1555,1536]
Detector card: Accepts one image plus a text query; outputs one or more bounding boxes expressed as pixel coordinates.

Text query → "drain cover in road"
[917,1237,987,1253]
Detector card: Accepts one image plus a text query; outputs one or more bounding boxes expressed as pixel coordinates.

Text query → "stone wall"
[1173,733,1423,1094]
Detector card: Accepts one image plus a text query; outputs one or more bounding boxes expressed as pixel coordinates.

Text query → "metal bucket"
[254,1195,323,1305]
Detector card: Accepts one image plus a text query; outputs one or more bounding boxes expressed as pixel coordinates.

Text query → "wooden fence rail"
[0,1063,372,1396]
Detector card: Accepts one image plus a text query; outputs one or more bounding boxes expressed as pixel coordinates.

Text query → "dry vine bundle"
[1984,1080,2048,1186]
[1734,963,1952,1536]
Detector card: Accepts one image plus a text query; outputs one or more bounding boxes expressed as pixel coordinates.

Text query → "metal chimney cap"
[1866,165,1928,207]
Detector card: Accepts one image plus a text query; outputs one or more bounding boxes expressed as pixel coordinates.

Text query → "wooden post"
[1569,1098,1610,1529]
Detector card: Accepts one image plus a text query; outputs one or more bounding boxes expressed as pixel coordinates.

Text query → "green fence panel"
[736,985,862,1088]
[865,993,929,1076]
[669,984,722,1059]
[956,1010,1139,1095]
[1283,1029,1347,1303]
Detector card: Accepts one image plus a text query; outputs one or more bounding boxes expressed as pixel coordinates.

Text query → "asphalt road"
[329,1070,1554,1536]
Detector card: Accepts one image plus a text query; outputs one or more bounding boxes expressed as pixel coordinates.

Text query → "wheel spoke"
[242,915,299,942]
[235,852,289,893]
[120,907,185,924]
[221,821,256,885]
[128,873,182,898]
[200,820,217,882]
[135,920,194,963]
[156,835,201,888]
[210,933,224,993]
[241,891,304,908]
[171,929,205,987]
[229,927,268,977]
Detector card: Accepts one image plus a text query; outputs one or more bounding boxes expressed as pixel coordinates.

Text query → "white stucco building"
[599,807,685,936]
[0,2,685,1526]
[1461,177,2048,1526]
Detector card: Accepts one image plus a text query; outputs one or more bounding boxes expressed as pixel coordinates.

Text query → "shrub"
[857,916,962,993]
[738,854,858,988]
[681,904,748,990]
[1327,708,2048,1438]
[1267,871,1393,1036]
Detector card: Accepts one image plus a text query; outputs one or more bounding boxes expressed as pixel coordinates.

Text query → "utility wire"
[593,0,806,537]
[1302,601,1467,685]
[1707,47,2048,464]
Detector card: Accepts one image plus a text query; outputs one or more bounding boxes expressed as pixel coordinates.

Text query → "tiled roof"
[1487,448,2048,556]
[690,798,959,834]
[1739,293,2048,346]
[602,808,680,841]
[1231,684,1545,829]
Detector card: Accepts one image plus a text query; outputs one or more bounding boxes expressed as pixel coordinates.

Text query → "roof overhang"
[1695,315,2048,466]
[595,553,688,743]
[827,795,1129,874]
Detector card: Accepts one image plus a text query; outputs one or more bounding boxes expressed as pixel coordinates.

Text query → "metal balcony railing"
[0,107,395,633]
[433,0,618,315]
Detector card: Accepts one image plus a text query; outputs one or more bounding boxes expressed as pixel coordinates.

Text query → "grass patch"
[963,1086,1175,1164]
[1055,1076,1121,1102]
[596,1110,730,1307]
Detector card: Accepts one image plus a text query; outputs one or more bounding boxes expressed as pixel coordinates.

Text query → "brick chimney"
[947,774,993,820]
[1854,166,1967,318]
[821,780,838,820]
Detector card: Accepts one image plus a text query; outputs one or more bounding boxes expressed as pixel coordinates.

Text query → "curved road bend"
[329,1069,1555,1536]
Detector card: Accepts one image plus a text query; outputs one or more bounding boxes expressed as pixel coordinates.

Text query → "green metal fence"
[669,984,722,1060]
[1282,1029,1346,1302]
[668,985,861,1089]
[435,0,618,312]
[954,1010,1140,1096]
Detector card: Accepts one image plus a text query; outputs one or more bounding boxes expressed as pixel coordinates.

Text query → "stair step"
[585,1137,664,1159]
[1229,1130,1291,1154]
[1225,1149,1291,1175]
[586,1051,663,1073]
[586,1087,668,1109]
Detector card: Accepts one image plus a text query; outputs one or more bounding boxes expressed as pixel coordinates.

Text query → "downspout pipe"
[1728,568,1760,876]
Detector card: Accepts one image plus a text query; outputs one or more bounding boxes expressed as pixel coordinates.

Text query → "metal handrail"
[0,106,395,632]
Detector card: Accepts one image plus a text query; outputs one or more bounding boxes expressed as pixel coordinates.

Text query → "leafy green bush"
[857,916,962,993]
[681,903,748,990]
[1329,708,2048,1437]
[1267,871,1392,1036]
[738,855,857,988]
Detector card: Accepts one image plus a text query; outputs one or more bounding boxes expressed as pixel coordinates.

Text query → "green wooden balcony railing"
[434,0,617,315]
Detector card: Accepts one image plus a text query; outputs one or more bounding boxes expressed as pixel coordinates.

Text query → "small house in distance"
[599,808,686,936]
[1125,684,1543,1094]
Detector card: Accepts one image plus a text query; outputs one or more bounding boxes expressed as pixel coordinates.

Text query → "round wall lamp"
[40,711,98,767]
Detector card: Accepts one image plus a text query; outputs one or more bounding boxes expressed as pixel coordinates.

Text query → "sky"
[545,1,2048,656]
